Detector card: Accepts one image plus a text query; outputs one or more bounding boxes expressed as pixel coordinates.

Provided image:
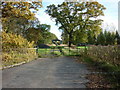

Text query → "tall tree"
[36,24,51,44]
[97,32,106,45]
[1,2,42,34]
[73,29,88,44]
[87,31,96,45]
[105,31,116,45]
[110,32,116,45]
[25,24,57,45]
[46,2,106,47]
[61,31,69,44]
[115,31,120,45]
[24,28,42,44]
[104,30,108,45]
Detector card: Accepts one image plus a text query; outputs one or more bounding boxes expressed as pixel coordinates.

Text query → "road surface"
[2,56,90,88]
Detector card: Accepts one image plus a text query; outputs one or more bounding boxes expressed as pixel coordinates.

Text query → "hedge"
[2,32,37,68]
[80,45,120,67]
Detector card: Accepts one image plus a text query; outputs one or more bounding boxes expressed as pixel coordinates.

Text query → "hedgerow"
[79,45,120,87]
[2,32,37,67]
[85,45,120,67]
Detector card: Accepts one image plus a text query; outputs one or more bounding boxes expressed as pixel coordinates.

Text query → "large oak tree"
[46,1,106,47]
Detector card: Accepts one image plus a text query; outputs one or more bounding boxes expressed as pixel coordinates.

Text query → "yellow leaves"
[2,31,34,52]
[2,53,12,62]
[2,2,41,20]
[2,32,37,67]
[75,4,79,7]
[63,2,68,6]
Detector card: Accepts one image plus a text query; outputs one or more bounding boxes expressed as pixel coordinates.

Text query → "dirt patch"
[86,65,112,88]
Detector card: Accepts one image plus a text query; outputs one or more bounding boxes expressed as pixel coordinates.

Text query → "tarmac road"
[2,56,90,88]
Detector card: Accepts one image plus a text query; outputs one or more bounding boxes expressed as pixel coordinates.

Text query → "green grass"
[37,48,51,57]
[83,56,120,72]
[37,46,89,57]
[77,46,89,49]
[61,48,82,56]
[37,48,62,57]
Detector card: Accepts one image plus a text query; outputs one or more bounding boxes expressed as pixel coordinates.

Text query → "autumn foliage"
[2,32,37,67]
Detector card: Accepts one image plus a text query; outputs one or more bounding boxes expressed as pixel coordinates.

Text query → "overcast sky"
[36,0,119,39]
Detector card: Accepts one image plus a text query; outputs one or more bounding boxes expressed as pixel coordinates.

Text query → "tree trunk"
[68,34,72,47]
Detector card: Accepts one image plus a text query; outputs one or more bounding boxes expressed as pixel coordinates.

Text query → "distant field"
[77,46,89,49]
[37,48,61,57]
[38,48,51,54]
[37,46,89,57]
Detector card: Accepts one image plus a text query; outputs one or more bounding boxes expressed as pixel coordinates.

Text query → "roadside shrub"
[80,45,120,88]
[2,31,34,52]
[2,32,37,67]
[81,45,120,67]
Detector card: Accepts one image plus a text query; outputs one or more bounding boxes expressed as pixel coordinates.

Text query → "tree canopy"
[46,1,106,47]
[1,2,57,45]
[1,2,42,19]
[1,2,42,34]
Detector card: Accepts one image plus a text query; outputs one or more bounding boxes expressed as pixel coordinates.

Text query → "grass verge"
[79,56,120,88]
